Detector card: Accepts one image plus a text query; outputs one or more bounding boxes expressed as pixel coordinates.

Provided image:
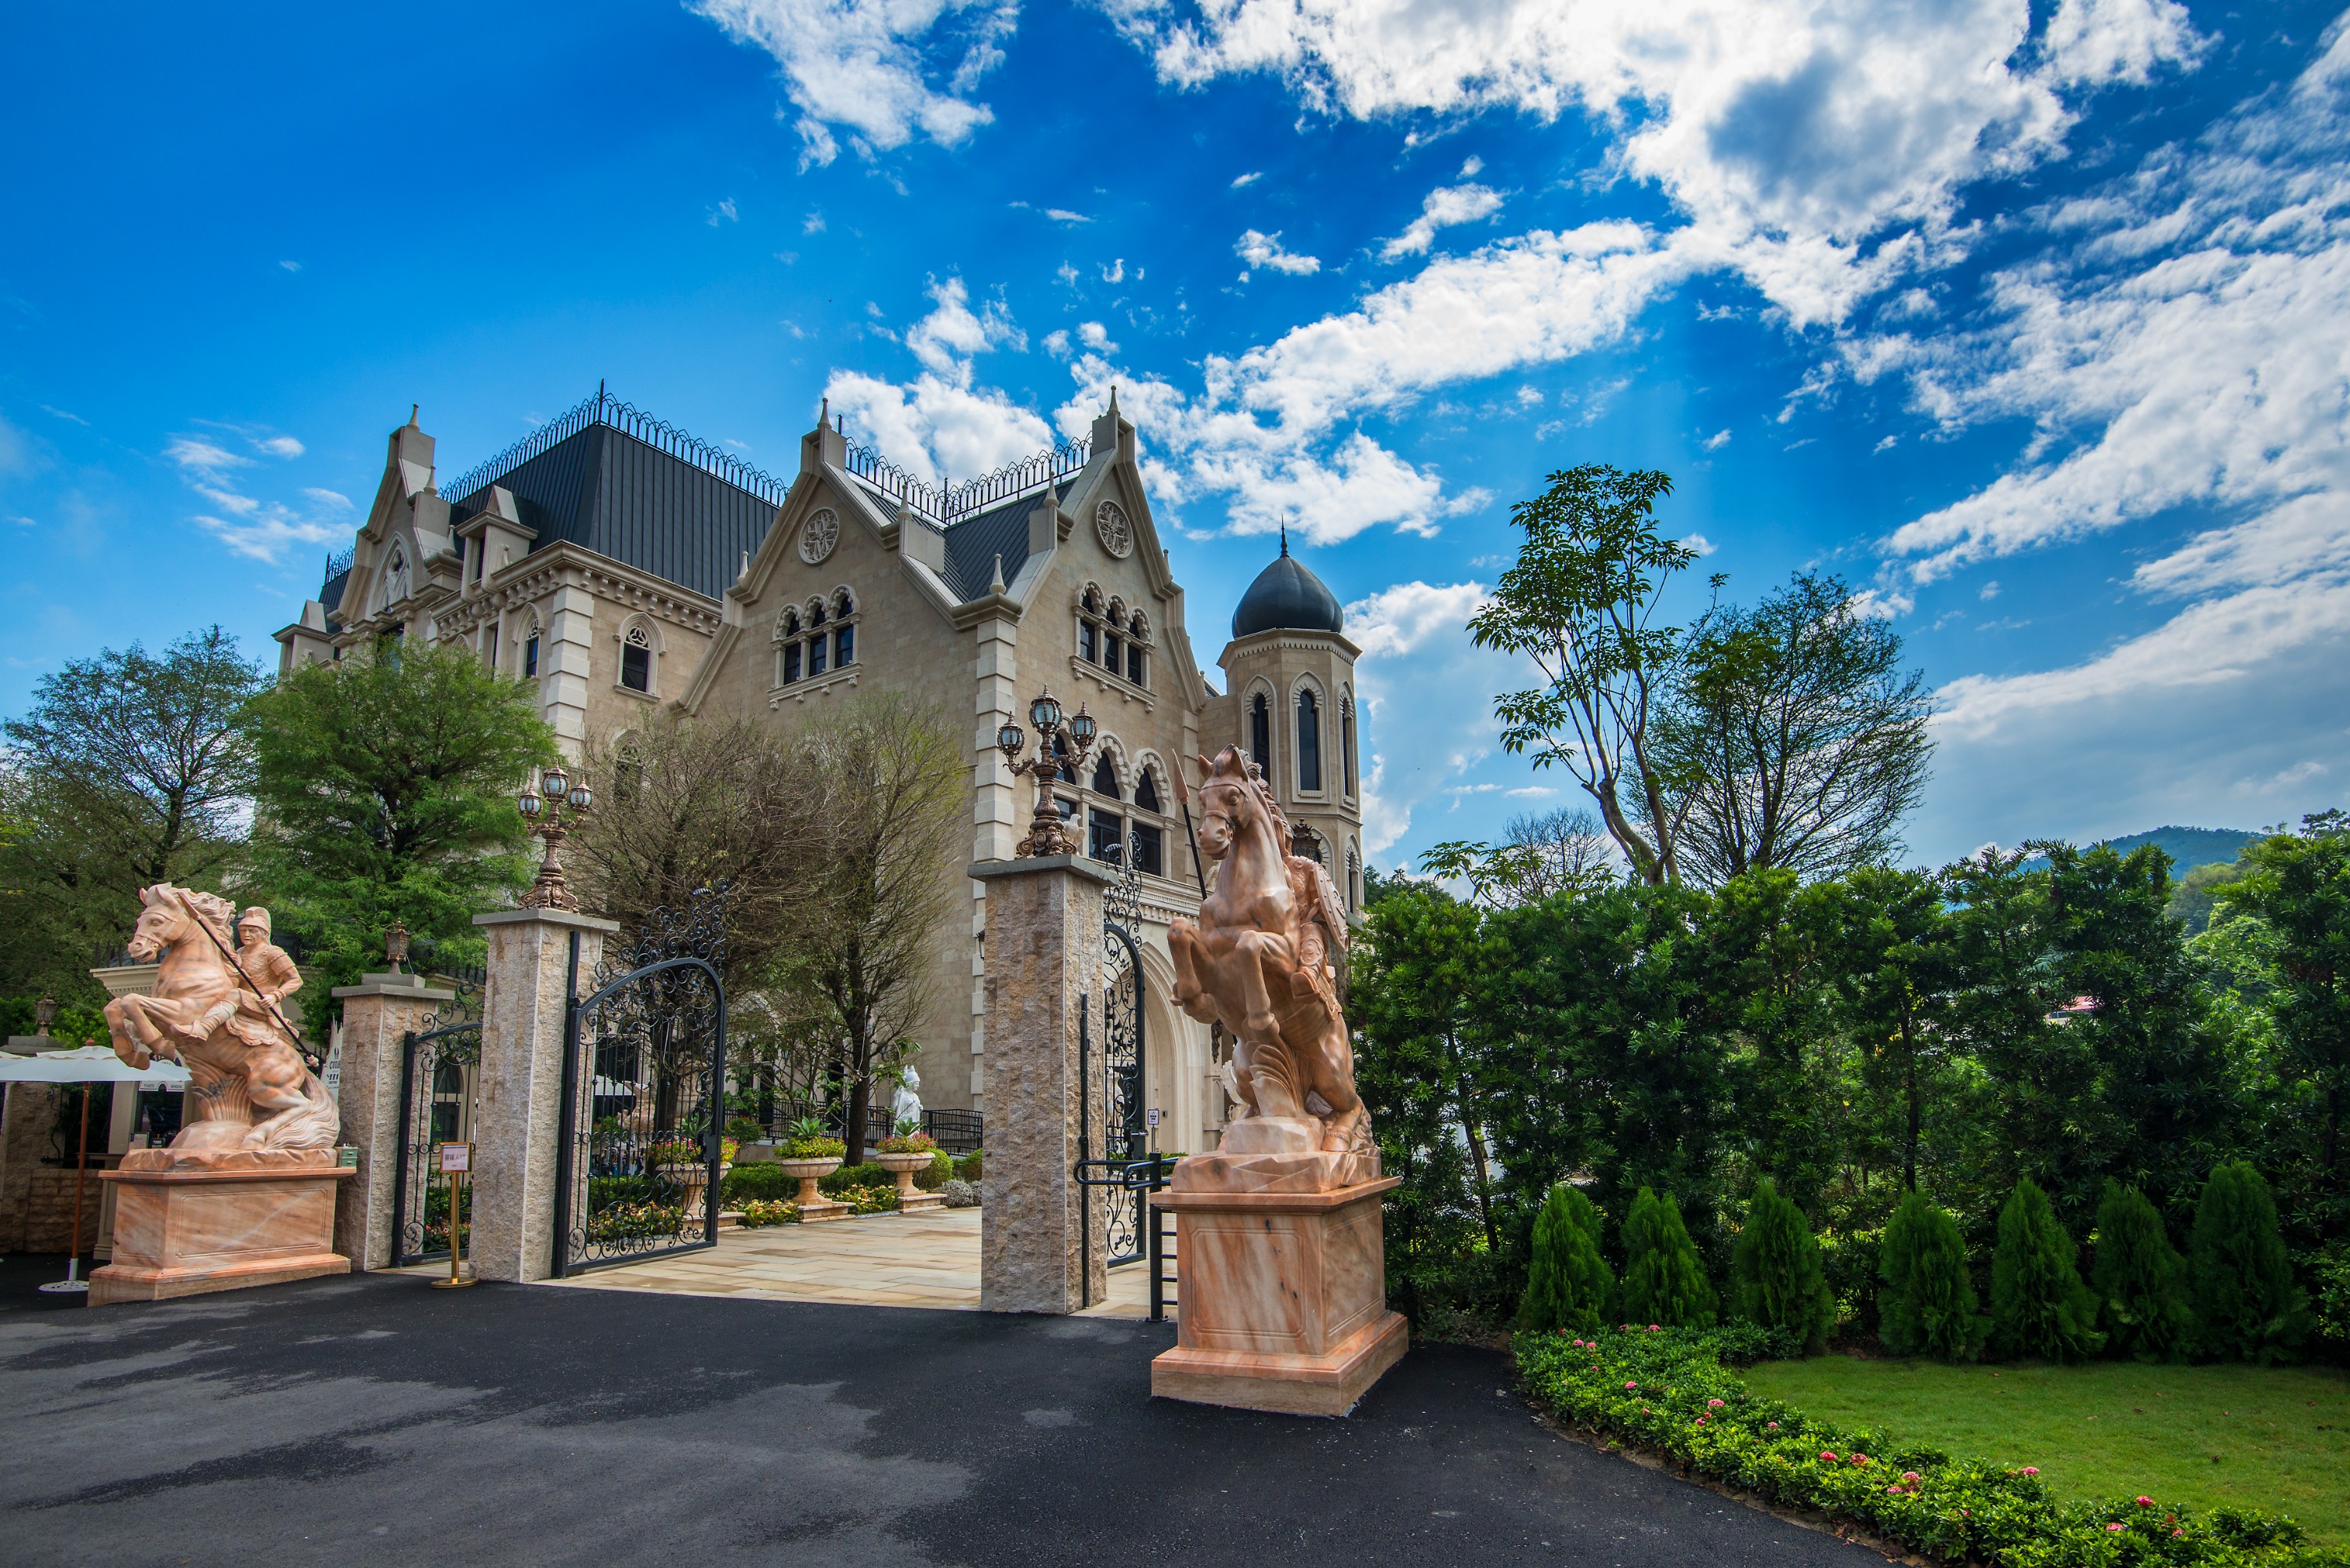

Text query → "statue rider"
[232,905,304,1046]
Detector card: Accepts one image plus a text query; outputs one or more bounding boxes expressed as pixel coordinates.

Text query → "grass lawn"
[1743,1356,2350,1544]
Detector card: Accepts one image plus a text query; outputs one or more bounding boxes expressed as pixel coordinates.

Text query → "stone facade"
[273,391,1366,1158]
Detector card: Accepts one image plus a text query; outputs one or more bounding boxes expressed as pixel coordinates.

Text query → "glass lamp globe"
[568,780,594,811]
[519,789,542,818]
[540,765,569,802]
[1029,690,1062,733]
[1066,706,1097,748]
[997,720,1025,757]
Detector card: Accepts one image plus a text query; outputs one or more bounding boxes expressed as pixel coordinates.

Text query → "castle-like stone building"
[276,389,1364,1153]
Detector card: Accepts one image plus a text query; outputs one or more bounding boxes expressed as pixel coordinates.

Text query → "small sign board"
[437,1142,472,1175]
[1146,1108,1162,1129]
[335,1145,359,1169]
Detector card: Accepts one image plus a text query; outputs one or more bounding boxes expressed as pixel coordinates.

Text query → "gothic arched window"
[1249,692,1271,773]
[1091,753,1121,800]
[1341,694,1358,797]
[1135,767,1161,814]
[620,623,653,693]
[1126,613,1148,685]
[1297,688,1322,793]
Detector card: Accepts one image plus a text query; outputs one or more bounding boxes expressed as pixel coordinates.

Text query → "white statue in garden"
[891,1066,923,1133]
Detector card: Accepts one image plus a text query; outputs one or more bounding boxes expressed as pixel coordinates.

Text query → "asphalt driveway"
[0,1255,1881,1568]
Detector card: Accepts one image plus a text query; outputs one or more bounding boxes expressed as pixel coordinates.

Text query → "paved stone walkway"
[536,1205,1166,1317]
[0,1256,1882,1568]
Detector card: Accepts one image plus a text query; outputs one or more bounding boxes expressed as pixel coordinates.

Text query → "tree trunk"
[845,1074,872,1166]
[1459,1094,1498,1253]
[1902,1007,1920,1193]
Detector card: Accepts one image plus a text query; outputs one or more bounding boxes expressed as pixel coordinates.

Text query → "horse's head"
[125,884,232,962]
[1192,746,1286,866]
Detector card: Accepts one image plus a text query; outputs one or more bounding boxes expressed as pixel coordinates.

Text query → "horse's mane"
[147,884,237,952]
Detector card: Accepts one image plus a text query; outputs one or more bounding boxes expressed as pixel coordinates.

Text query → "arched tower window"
[1296,688,1321,793]
[1135,768,1161,814]
[620,623,653,693]
[1249,692,1271,773]
[1126,613,1148,685]
[1090,753,1121,799]
[1341,694,1357,796]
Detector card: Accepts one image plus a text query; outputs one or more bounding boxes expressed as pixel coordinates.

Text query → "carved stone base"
[1149,1176,1407,1417]
[89,1164,355,1306]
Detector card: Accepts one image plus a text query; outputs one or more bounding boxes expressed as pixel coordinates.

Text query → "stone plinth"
[472,908,616,1283]
[89,1158,355,1305]
[971,854,1113,1313]
[873,1151,945,1213]
[1149,1177,1407,1417]
[330,973,455,1270]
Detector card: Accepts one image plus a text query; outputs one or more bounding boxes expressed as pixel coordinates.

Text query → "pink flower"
[1647,1324,1661,1332]
[1695,1417,1707,1426]
[1852,1454,1871,1466]
[2106,1523,2124,1533]
[1708,1399,1725,1408]
[1901,1472,1920,1485]
[1767,1422,1780,1430]
[1886,1485,1903,1495]
[2173,1530,2185,1539]
[2135,1497,2154,1508]
[1820,1451,1839,1462]
[1625,1382,1638,1391]
[2021,1467,2039,1477]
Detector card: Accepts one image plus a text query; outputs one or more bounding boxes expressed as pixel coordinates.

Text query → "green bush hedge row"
[1516,1326,2346,1567]
[720,1151,982,1207]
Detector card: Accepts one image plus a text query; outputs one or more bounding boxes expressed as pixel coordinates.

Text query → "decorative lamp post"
[33,995,56,1038]
[519,764,595,911]
[384,920,410,974]
[997,688,1097,858]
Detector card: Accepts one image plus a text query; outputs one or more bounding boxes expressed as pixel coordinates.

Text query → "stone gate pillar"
[330,972,454,1270]
[471,908,616,1283]
[971,853,1114,1313]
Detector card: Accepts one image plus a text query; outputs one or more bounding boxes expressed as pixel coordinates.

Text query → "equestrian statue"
[1168,746,1376,1191]
[105,885,340,1167]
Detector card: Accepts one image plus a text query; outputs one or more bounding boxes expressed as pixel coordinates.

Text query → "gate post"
[472,908,618,1283]
[330,972,454,1270]
[971,853,1114,1313]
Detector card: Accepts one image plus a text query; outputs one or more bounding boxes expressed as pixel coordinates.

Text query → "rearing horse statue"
[106,885,339,1163]
[1168,746,1376,1189]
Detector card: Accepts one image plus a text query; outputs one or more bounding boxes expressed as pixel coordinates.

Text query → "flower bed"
[736,1198,796,1227]
[1515,1327,2348,1567]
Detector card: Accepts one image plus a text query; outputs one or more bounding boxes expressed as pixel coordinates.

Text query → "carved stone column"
[971,853,1114,1313]
[471,908,616,1282]
[330,973,455,1270]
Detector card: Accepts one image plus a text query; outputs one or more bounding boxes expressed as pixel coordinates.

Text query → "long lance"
[173,891,320,1071]
[1173,757,1211,900]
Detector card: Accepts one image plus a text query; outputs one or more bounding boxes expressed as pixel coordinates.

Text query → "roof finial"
[739,549,751,581]
[407,403,419,427]
[1108,384,1120,418]
[819,395,829,431]
[989,553,1007,594]
[1280,522,1289,558]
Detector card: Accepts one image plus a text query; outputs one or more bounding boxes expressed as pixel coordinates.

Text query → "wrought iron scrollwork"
[551,885,731,1276]
[1076,840,1160,1274]
[392,992,483,1267]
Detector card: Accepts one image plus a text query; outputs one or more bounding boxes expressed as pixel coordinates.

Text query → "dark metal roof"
[935,479,1077,601]
[448,420,775,600]
[1232,539,1343,638]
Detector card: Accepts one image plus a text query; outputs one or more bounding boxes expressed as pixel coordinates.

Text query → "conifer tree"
[1619,1186,1716,1328]
[1731,1179,1835,1351]
[2189,1162,2311,1363]
[1990,1177,2104,1360]
[1878,1189,1984,1360]
[1517,1183,1614,1334]
[2090,1180,2193,1363]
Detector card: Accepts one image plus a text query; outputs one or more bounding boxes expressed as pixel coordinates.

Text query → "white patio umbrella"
[0,1046,191,1293]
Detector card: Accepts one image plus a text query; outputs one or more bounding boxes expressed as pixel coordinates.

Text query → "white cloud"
[0,414,39,478]
[1379,181,1503,260]
[254,435,304,459]
[827,279,1051,484]
[707,197,740,226]
[1701,429,1731,451]
[165,436,248,475]
[692,0,1015,165]
[1344,579,1528,854]
[1043,208,1094,224]
[804,210,826,234]
[1230,170,1263,188]
[164,427,338,563]
[1078,320,1116,351]
[302,487,351,510]
[903,276,1025,378]
[279,260,301,273]
[1235,228,1321,278]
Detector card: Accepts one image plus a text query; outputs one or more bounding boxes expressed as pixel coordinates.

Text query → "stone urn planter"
[777,1156,849,1223]
[654,1160,731,1225]
[873,1151,945,1213]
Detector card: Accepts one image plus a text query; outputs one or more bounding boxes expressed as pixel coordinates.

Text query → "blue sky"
[5,0,2346,870]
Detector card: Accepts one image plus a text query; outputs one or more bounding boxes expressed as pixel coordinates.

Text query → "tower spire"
[1280,522,1289,558]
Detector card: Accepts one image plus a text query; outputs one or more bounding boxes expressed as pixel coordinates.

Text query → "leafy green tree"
[1988,1177,2104,1360]
[1659,572,1933,887]
[1620,1185,1716,1327]
[2040,840,2238,1226]
[1731,1178,1835,1351]
[2090,1180,2193,1362]
[1828,865,1957,1195]
[1355,880,1499,1318]
[1878,1188,1984,1360]
[1474,881,1728,1246]
[242,638,558,1002]
[2216,814,2350,1239]
[1517,1183,1615,1334]
[1467,464,1708,886]
[1697,869,1843,1214]
[2189,1161,2310,1363]
[0,627,265,998]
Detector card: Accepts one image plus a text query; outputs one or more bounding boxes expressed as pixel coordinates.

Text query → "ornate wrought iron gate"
[551,888,728,1277]
[1076,842,1172,1315]
[391,1009,481,1268]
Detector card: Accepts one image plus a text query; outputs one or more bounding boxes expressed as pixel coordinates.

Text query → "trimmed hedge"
[1516,1326,2347,1567]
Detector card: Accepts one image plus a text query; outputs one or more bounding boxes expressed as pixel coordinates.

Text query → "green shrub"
[1730,1180,1834,1353]
[736,1199,795,1227]
[1878,1189,1983,1361]
[722,1162,793,1205]
[2190,1161,2310,1364]
[1620,1186,1715,1328]
[913,1151,954,1190]
[1513,1326,2330,1568]
[820,1162,892,1196]
[956,1151,983,1180]
[1518,1183,1614,1334]
[2090,1179,2194,1363]
[1817,1226,1884,1342]
[1989,1177,2103,1361]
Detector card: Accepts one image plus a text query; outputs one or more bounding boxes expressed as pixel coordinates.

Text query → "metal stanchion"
[38,1087,95,1295]
[432,1142,476,1288]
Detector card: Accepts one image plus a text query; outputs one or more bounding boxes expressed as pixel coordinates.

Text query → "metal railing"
[843,435,1089,529]
[439,385,791,509]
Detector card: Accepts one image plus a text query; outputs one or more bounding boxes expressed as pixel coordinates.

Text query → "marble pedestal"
[873,1152,945,1213]
[89,1158,356,1306]
[1150,1175,1408,1417]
